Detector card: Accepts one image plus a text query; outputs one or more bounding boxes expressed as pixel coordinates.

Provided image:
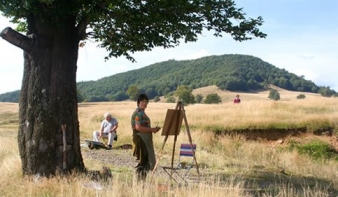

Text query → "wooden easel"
[152,101,200,183]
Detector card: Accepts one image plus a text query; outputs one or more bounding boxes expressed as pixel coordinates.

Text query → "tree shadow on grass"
[201,168,338,197]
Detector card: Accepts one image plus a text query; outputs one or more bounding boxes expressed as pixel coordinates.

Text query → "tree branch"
[0,27,35,55]
[76,17,89,40]
[76,1,110,40]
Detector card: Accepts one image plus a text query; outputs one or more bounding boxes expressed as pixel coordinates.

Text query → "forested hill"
[76,54,335,101]
[0,54,336,102]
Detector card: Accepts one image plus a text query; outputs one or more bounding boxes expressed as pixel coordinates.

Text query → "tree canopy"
[175,85,195,104]
[1,0,266,61]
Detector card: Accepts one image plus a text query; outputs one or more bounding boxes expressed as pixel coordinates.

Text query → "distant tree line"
[1,54,337,103]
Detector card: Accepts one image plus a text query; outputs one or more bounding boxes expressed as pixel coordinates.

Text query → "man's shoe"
[106,145,112,150]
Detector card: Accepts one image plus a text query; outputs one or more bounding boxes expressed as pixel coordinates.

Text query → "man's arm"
[99,122,105,137]
[110,123,118,133]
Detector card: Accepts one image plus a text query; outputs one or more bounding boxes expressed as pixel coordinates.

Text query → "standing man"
[93,112,118,150]
[233,94,241,104]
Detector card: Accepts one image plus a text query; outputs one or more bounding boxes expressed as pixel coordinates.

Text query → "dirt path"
[82,147,137,169]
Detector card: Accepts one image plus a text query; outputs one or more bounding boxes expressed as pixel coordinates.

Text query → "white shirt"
[101,118,118,133]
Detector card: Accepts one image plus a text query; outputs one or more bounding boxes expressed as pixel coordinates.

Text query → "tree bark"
[1,16,85,176]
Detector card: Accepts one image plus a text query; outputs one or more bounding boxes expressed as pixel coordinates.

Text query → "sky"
[0,0,337,94]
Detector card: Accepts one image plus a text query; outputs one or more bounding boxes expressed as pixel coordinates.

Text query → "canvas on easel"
[152,101,200,185]
[161,109,184,136]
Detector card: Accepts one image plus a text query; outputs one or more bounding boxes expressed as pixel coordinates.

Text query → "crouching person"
[93,112,118,150]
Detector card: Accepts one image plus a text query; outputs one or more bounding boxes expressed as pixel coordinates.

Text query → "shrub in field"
[297,94,306,99]
[268,89,280,101]
[195,94,203,103]
[166,96,176,103]
[204,93,222,104]
[153,96,160,102]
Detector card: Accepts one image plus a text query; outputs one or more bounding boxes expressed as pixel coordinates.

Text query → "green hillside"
[1,54,336,102]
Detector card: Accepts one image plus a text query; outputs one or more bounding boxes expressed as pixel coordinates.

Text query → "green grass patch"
[289,140,338,161]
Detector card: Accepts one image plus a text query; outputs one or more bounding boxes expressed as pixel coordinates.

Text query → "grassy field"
[1,88,338,197]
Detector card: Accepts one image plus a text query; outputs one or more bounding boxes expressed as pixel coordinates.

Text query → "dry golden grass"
[192,85,323,102]
[1,87,338,196]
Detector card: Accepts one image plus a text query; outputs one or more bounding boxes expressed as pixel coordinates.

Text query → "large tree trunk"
[1,16,85,176]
